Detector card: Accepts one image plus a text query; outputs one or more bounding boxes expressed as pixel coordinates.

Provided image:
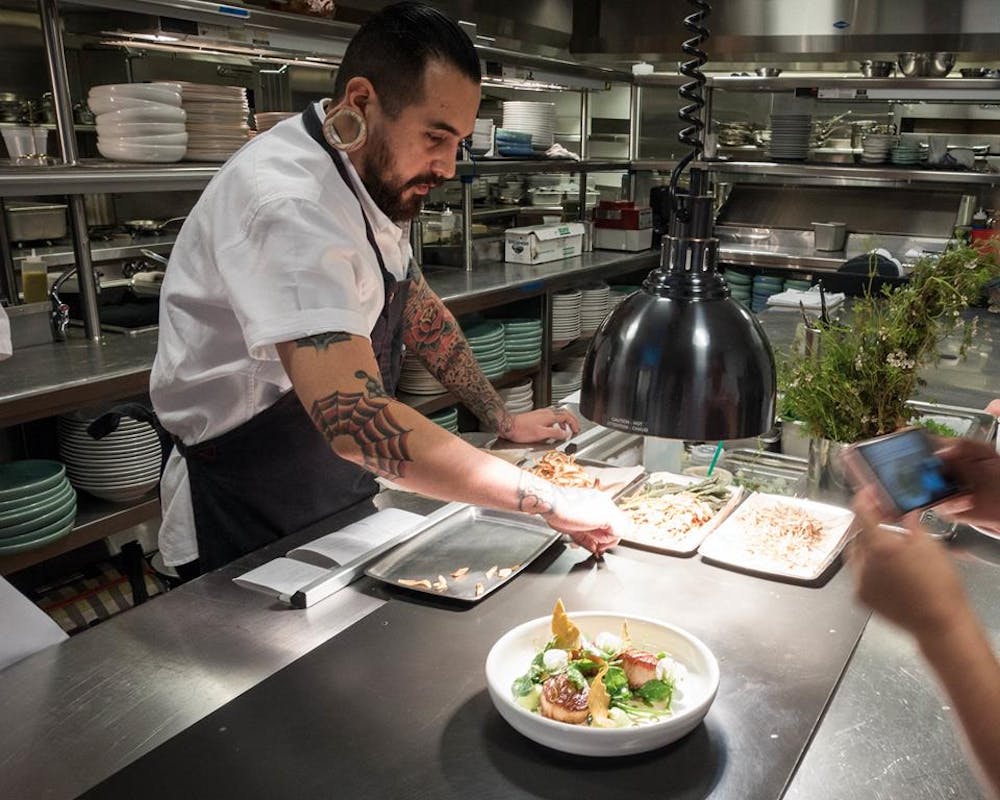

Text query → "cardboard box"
[594,227,653,252]
[505,222,585,265]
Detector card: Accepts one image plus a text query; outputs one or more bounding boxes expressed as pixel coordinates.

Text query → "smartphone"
[841,426,966,518]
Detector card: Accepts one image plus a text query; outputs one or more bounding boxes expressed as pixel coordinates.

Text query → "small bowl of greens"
[485,601,720,756]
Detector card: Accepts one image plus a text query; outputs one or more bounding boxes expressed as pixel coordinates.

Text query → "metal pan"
[122,216,186,235]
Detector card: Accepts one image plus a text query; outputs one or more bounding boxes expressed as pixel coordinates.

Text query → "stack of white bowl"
[398,353,447,395]
[551,370,583,403]
[498,379,534,415]
[579,284,610,335]
[254,111,297,134]
[767,114,812,161]
[502,101,556,150]
[90,83,187,163]
[57,412,161,503]
[861,133,894,164]
[178,82,250,162]
[551,289,582,344]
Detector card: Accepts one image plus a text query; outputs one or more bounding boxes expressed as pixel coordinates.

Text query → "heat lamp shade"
[580,288,777,440]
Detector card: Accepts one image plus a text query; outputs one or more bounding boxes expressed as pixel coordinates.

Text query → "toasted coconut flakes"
[432,574,449,592]
[450,567,470,579]
[485,565,499,580]
[398,578,433,589]
[497,567,513,579]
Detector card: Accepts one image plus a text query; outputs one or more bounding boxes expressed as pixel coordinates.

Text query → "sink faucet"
[49,266,102,339]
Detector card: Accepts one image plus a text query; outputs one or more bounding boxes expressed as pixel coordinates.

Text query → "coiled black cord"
[669,0,710,216]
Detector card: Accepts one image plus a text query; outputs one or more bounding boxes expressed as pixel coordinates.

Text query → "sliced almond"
[475,582,485,597]
[398,578,433,589]
[497,567,513,579]
[432,574,449,592]
[485,565,499,580]
[450,566,470,579]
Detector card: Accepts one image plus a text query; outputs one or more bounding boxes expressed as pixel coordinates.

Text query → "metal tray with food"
[724,449,808,496]
[365,506,560,603]
[698,492,856,584]
[522,450,646,499]
[908,400,997,443]
[616,471,746,556]
[571,429,644,467]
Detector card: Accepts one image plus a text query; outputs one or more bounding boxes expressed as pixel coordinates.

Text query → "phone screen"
[855,428,962,514]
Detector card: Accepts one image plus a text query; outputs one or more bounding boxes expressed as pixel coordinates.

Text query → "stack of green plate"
[0,460,77,556]
[503,318,543,369]
[723,270,753,310]
[464,321,508,380]
[428,407,459,434]
[784,278,813,292]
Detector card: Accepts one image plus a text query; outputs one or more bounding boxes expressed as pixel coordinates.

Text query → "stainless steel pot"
[122,216,186,235]
[898,52,955,77]
[859,60,894,78]
[83,193,115,227]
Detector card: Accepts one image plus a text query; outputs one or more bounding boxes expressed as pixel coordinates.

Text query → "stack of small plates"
[254,111,297,133]
[608,285,639,313]
[579,284,611,335]
[498,379,534,414]
[784,278,813,292]
[889,136,922,166]
[428,407,459,434]
[551,370,583,403]
[502,101,556,150]
[724,269,753,310]
[57,412,161,503]
[464,321,508,379]
[767,114,812,161]
[0,461,76,556]
[551,289,582,344]
[90,83,187,163]
[398,354,447,395]
[503,319,543,369]
[178,82,250,162]
[751,275,785,313]
[861,134,894,164]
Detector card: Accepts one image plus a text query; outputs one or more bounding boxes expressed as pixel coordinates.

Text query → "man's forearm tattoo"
[295,331,352,351]
[311,370,412,479]
[402,277,514,435]
[517,471,559,517]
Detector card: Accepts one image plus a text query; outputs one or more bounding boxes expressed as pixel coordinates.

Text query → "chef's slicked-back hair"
[332,1,481,117]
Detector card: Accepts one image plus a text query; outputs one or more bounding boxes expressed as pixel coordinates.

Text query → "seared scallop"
[539,674,590,725]
[621,648,658,689]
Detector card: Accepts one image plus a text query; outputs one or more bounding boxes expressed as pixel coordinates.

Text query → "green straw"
[706,440,724,476]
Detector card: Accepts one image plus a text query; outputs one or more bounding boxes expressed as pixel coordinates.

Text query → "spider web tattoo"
[311,370,412,479]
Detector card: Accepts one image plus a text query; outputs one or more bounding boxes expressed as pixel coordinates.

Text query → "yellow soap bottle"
[21,249,48,304]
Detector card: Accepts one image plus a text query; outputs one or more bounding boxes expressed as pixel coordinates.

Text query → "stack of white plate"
[889,135,921,165]
[57,412,161,503]
[551,289,582,344]
[0,461,76,556]
[498,379,534,414]
[471,118,493,154]
[767,114,812,161]
[579,284,610,335]
[178,82,250,162]
[503,319,543,369]
[90,83,187,163]
[428,407,459,434]
[254,111,297,133]
[464,321,508,379]
[502,101,556,150]
[398,354,447,395]
[861,133,894,164]
[551,370,583,403]
[608,284,639,313]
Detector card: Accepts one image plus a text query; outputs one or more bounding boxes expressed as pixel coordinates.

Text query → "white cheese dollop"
[542,648,569,672]
[593,631,623,654]
[655,655,688,685]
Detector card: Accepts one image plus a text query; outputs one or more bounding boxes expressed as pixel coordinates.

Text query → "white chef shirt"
[0,304,11,361]
[150,101,410,567]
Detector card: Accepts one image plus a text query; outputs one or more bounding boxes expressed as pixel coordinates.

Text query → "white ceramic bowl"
[96,121,187,137]
[99,132,189,147]
[485,611,720,757]
[88,94,183,116]
[89,83,182,107]
[96,106,187,125]
[97,140,186,163]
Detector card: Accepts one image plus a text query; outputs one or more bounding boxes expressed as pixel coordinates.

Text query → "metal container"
[898,51,955,77]
[859,60,894,77]
[6,301,53,348]
[812,221,847,251]
[5,201,68,242]
[83,193,115,227]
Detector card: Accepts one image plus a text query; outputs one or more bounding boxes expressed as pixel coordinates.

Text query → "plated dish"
[485,602,720,756]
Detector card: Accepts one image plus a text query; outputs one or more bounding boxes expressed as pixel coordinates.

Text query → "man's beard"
[360,132,441,223]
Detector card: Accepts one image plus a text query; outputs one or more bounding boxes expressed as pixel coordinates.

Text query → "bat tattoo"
[311,370,412,479]
[295,331,352,350]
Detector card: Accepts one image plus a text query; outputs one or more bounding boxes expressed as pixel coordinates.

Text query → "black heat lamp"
[580,0,776,440]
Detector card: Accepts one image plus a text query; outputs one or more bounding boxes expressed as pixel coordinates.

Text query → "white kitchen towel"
[0,304,11,361]
[766,287,846,311]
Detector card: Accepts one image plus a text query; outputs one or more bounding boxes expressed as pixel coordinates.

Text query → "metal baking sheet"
[698,492,856,584]
[908,400,997,443]
[365,506,559,603]
[519,453,646,499]
[616,471,746,557]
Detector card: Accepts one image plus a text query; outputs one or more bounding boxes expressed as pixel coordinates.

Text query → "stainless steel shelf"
[630,159,681,172]
[456,159,629,177]
[705,160,1000,186]
[11,234,176,268]
[708,74,1000,93]
[0,161,219,197]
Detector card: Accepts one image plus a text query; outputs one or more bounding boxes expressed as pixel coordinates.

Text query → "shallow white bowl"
[88,95,183,116]
[100,132,189,147]
[96,121,187,138]
[96,106,187,125]
[89,83,182,107]
[485,611,720,757]
[98,140,185,163]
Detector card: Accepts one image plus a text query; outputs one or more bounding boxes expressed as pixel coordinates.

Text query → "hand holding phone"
[842,427,966,519]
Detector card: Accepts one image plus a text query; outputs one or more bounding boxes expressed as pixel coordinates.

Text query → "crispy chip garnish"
[475,582,485,596]
[498,567,513,579]
[551,598,581,649]
[432,574,449,592]
[485,565,499,580]
[588,665,612,726]
[528,451,597,489]
[621,619,631,646]
[398,578,433,589]
[451,567,470,579]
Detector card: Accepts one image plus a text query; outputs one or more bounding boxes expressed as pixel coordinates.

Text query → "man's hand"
[932,437,1000,530]
[500,407,581,444]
